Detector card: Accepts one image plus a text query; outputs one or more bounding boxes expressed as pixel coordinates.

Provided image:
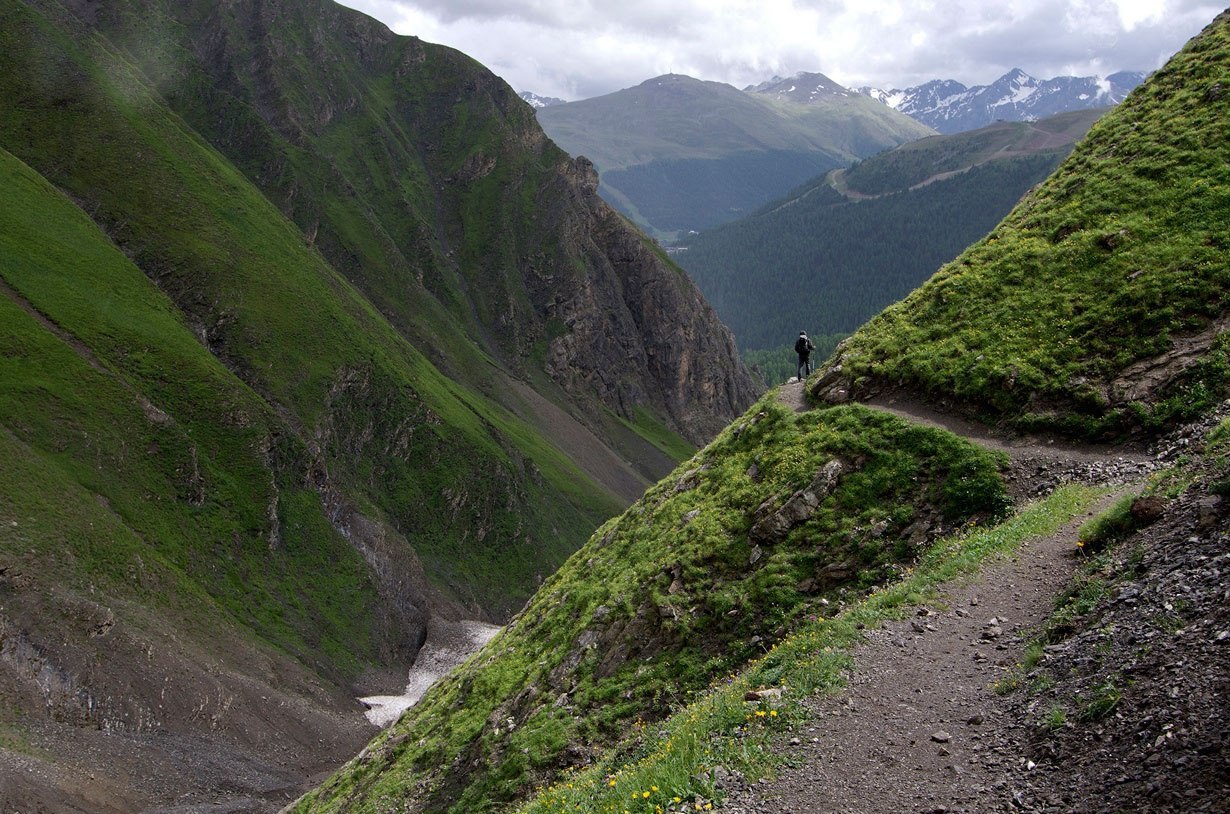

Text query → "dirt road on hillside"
[777,380,1155,499]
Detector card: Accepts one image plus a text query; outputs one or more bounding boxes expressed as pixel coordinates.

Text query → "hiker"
[794,331,814,380]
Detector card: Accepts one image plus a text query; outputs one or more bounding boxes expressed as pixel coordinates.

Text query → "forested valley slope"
[677,108,1106,378]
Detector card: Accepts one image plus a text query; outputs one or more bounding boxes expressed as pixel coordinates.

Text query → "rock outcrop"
[542,157,760,444]
[750,459,846,544]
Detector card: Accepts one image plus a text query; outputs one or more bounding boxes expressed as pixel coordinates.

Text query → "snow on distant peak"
[519,91,566,109]
[855,68,1145,134]
[745,71,853,103]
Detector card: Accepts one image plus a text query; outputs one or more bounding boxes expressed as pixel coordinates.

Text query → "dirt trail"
[778,380,1128,460]
[777,381,1154,499]
[718,382,1149,812]
[724,489,1128,814]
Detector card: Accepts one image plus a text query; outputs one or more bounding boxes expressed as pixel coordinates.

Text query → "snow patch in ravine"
[360,619,501,727]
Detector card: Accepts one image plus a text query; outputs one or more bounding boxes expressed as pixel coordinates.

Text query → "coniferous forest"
[675,153,1064,353]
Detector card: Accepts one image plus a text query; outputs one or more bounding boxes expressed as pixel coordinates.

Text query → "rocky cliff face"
[541,157,758,443]
[65,0,757,449]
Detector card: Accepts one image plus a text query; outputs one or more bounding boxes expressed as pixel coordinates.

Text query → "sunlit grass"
[826,17,1230,438]
[513,484,1100,814]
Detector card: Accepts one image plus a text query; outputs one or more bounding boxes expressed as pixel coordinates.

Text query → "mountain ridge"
[858,67,1146,133]
[534,72,934,237]
[519,90,566,108]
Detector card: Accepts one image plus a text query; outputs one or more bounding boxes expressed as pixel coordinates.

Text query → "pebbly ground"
[714,384,1228,813]
[719,490,1130,814]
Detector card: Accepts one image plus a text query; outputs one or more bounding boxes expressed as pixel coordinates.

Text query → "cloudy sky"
[337,0,1222,100]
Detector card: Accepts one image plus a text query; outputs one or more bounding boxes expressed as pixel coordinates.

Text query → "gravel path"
[721,489,1127,814]
[714,384,1230,814]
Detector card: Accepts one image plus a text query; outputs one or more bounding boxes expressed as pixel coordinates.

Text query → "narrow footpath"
[723,488,1126,813]
[716,381,1152,813]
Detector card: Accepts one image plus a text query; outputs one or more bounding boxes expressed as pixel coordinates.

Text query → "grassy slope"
[823,13,1230,436]
[0,148,385,672]
[0,0,618,621]
[295,396,1009,812]
[508,484,1102,814]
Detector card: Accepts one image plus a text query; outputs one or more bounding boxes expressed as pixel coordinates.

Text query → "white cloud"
[337,0,1221,99]
[1111,0,1166,29]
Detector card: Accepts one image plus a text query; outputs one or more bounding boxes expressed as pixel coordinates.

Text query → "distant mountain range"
[858,68,1146,134]
[522,66,1144,238]
[523,67,1144,138]
[532,73,932,237]
[519,90,566,108]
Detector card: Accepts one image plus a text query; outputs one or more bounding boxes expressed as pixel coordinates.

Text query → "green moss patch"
[296,395,1010,812]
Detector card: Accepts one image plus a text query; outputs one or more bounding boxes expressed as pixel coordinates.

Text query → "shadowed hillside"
[0,0,757,809]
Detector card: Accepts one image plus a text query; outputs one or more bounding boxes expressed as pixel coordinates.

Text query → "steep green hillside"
[63,0,756,451]
[0,144,402,811]
[536,74,934,237]
[296,397,1008,812]
[676,110,1103,359]
[0,149,390,665]
[0,0,755,808]
[811,11,1230,438]
[0,0,615,619]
